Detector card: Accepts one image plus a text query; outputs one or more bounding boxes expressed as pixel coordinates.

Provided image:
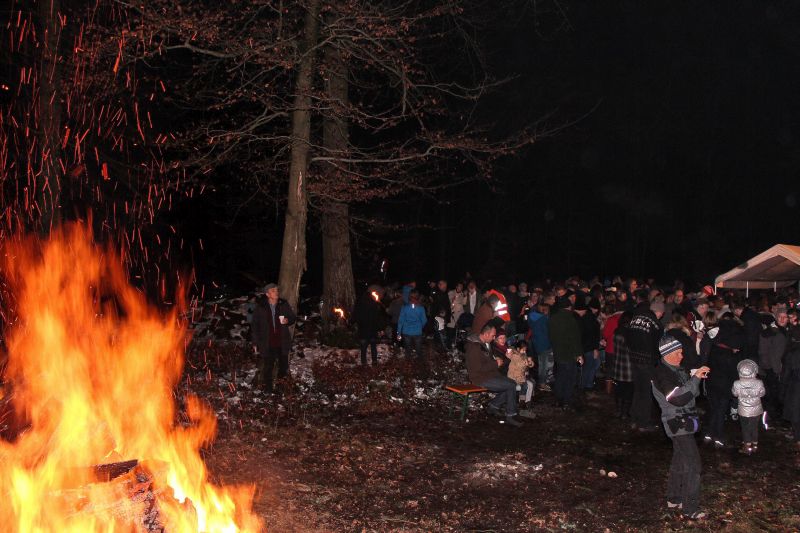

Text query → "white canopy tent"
[715,244,800,295]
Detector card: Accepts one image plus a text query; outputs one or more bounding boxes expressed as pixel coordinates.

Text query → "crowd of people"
[251,276,800,521]
[345,275,800,520]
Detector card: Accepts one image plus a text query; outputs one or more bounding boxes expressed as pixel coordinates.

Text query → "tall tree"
[278,0,322,311]
[320,29,355,320]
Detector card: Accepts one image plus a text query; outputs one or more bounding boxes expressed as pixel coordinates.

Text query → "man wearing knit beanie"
[652,334,711,520]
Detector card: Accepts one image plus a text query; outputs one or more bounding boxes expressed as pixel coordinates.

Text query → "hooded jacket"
[527,309,552,354]
[397,301,427,336]
[731,359,765,418]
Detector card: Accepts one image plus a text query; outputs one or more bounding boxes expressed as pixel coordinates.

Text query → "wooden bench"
[445,384,489,422]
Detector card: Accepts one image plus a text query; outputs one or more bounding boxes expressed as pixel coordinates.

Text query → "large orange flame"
[0,224,261,532]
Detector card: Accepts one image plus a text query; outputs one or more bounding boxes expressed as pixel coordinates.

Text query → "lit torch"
[333,307,345,320]
[370,291,380,302]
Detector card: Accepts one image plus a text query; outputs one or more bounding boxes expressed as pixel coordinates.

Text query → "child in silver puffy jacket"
[731,359,766,455]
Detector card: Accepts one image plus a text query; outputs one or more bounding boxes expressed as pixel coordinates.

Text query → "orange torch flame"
[333,307,345,319]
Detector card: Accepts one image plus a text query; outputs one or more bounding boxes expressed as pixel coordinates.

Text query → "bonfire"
[0,224,260,532]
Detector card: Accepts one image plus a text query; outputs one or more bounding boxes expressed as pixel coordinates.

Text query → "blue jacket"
[398,303,427,336]
[527,310,551,353]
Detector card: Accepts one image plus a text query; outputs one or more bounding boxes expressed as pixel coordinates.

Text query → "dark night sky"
[362,1,800,288]
[175,2,800,293]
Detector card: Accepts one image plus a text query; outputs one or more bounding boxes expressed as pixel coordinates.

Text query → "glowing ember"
[333,307,345,319]
[370,291,380,302]
[0,224,260,532]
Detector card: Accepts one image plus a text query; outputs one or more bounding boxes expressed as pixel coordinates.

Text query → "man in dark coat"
[465,322,524,427]
[252,283,297,392]
[430,280,453,350]
[352,285,387,365]
[625,291,664,430]
[548,298,584,409]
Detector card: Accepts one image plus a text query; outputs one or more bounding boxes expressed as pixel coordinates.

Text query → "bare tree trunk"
[37,0,61,234]
[278,0,321,311]
[320,31,355,323]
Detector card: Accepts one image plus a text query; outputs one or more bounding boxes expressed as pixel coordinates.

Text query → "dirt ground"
[188,340,800,533]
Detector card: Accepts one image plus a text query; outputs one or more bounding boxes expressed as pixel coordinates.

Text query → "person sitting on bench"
[465,322,525,427]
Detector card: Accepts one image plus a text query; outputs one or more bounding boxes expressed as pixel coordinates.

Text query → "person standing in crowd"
[602,304,623,381]
[251,283,297,393]
[731,359,766,455]
[397,290,427,359]
[626,291,664,431]
[504,283,522,338]
[528,301,553,391]
[735,298,762,360]
[665,313,702,370]
[465,323,525,427]
[782,322,800,452]
[549,298,584,410]
[464,281,480,317]
[472,291,502,334]
[430,280,452,351]
[388,289,404,345]
[577,298,602,390]
[448,281,466,348]
[352,285,387,366]
[758,306,788,421]
[703,313,745,448]
[612,311,635,419]
[686,298,710,338]
[652,335,710,521]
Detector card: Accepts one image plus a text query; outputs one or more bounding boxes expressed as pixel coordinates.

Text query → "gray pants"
[667,434,701,515]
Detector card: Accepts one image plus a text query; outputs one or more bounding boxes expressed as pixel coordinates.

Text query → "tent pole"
[746,281,749,298]
[775,281,777,293]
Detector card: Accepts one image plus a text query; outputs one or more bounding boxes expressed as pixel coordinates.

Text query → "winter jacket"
[448,289,466,328]
[471,302,495,334]
[527,309,552,354]
[666,327,701,370]
[506,348,532,385]
[579,312,601,353]
[430,289,452,324]
[781,327,800,424]
[625,305,663,366]
[465,334,502,385]
[758,324,787,374]
[731,359,765,418]
[651,358,702,437]
[740,307,763,359]
[548,308,582,363]
[706,318,746,394]
[251,297,296,358]
[602,312,622,354]
[504,290,523,325]
[464,291,480,316]
[352,293,387,340]
[397,302,427,336]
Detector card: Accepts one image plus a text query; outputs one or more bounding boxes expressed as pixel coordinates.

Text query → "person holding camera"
[651,334,711,520]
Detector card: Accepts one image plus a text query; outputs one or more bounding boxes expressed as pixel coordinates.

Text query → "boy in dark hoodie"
[652,334,711,520]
